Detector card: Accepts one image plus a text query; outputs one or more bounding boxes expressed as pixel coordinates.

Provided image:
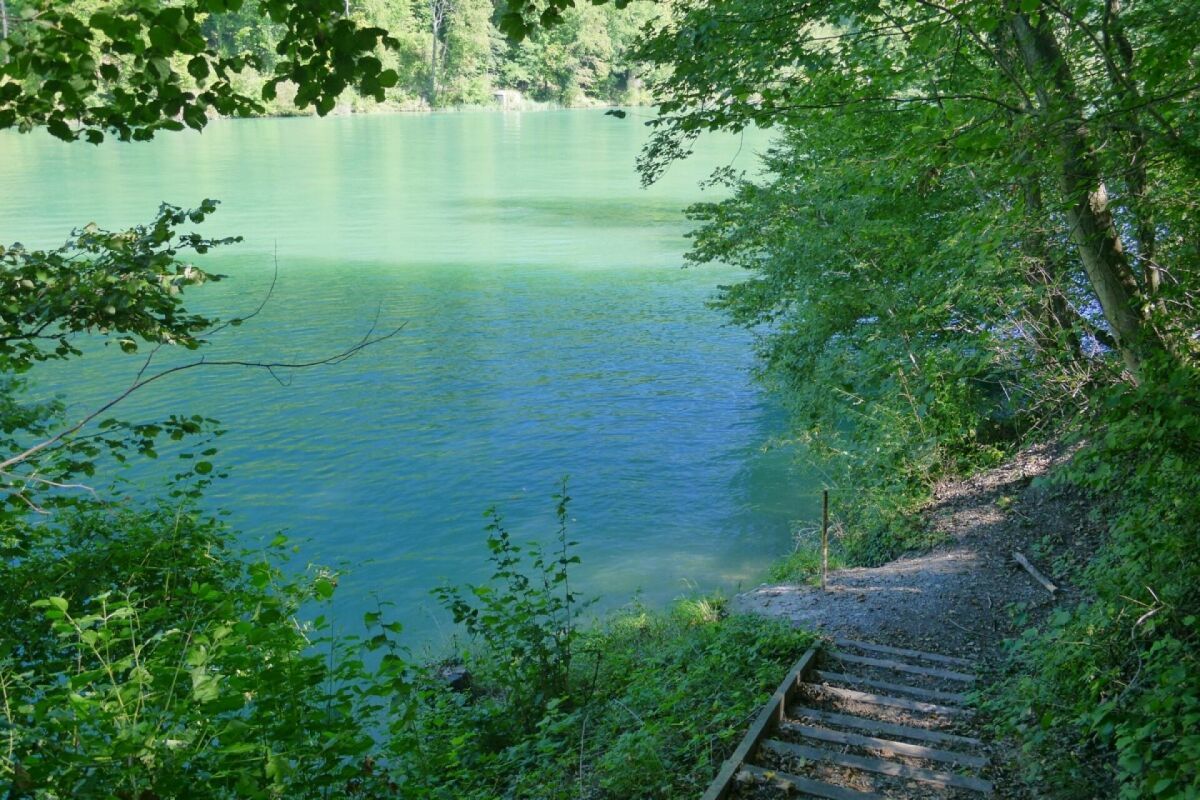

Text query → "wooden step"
[736,764,886,799]
[813,669,970,704]
[761,738,994,794]
[829,651,977,683]
[787,705,983,747]
[808,683,970,718]
[833,638,975,668]
[779,720,988,769]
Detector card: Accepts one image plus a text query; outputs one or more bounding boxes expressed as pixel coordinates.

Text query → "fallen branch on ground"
[1013,551,1059,596]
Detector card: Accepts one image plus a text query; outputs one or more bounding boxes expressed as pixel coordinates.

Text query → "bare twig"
[11,473,100,498]
[1,320,406,474]
[202,249,281,339]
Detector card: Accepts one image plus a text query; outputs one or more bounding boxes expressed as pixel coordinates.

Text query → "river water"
[0,110,810,641]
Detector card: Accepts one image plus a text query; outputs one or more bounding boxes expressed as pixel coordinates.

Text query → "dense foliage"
[0,0,398,139]
[6,0,1200,795]
[0,0,660,134]
[1,502,416,797]
[987,364,1200,798]
[616,0,1200,794]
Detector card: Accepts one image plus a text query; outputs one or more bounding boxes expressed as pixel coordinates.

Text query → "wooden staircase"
[701,639,993,799]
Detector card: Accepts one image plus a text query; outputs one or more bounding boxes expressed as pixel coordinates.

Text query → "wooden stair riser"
[736,764,886,800]
[760,738,994,794]
[832,638,975,669]
[778,720,988,770]
[786,705,984,748]
[828,651,977,684]
[812,669,971,705]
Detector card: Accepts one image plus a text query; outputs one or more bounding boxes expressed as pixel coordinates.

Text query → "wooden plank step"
[761,738,994,794]
[814,669,971,704]
[833,638,975,668]
[736,764,886,800]
[808,683,969,717]
[788,705,983,747]
[779,720,988,769]
[830,651,977,684]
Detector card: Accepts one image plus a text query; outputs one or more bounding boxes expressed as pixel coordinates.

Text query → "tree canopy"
[622,1,1200,794]
[0,0,403,140]
[632,0,1199,373]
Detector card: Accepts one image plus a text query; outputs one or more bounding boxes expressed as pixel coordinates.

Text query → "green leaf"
[46,118,74,142]
[187,56,210,81]
[265,753,290,781]
[149,58,172,81]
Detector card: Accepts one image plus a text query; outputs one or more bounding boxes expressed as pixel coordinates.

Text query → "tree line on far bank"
[0,0,662,119]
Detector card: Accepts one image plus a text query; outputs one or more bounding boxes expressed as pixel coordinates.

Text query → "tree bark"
[1010,10,1158,375]
[430,19,438,103]
[428,0,453,104]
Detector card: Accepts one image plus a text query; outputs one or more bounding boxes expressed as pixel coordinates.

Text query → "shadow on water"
[455,196,690,227]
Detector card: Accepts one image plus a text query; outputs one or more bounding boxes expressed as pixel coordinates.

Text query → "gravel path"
[733,443,1099,666]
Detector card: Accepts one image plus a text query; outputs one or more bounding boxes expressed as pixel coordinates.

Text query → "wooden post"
[821,489,829,592]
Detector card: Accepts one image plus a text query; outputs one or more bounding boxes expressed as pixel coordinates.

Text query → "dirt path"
[733,444,1100,665]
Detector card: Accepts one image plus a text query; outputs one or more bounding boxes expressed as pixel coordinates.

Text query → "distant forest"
[0,0,662,110]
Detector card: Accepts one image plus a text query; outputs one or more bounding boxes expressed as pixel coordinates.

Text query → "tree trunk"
[1,0,9,41]
[1010,10,1158,376]
[430,16,439,103]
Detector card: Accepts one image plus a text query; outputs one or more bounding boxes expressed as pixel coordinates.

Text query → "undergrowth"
[765,540,846,585]
[0,483,812,799]
[986,363,1200,798]
[398,597,810,799]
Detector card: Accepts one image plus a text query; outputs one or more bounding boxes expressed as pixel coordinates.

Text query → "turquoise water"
[0,111,808,640]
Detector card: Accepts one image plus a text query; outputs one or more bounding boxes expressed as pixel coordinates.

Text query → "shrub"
[987,362,1200,798]
[0,501,413,798]
[1,482,813,799]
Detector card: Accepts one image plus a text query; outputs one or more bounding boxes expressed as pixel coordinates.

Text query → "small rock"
[438,665,472,692]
